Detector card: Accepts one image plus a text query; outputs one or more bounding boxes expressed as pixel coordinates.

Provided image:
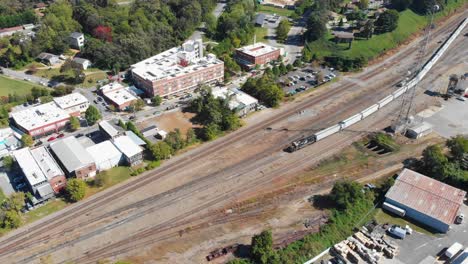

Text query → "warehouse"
[30,146,67,194]
[50,137,97,179]
[112,136,143,166]
[385,169,466,233]
[53,92,89,116]
[86,141,122,171]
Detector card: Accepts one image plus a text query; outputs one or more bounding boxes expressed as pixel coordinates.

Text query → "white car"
[456,213,464,224]
[456,96,466,102]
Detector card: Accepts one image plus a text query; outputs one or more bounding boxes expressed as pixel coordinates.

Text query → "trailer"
[382,202,406,217]
[446,242,463,259]
[392,87,407,99]
[377,95,394,108]
[339,113,363,129]
[361,104,379,118]
[388,226,406,239]
[315,124,341,141]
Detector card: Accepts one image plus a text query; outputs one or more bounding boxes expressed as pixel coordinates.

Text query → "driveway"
[1,67,50,87]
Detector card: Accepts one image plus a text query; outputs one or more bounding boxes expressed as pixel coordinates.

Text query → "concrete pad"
[0,172,15,196]
[425,99,468,138]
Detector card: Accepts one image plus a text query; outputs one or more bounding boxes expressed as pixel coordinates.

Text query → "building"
[99,120,121,139]
[100,82,138,111]
[49,137,97,179]
[112,136,143,166]
[69,32,85,49]
[30,146,67,194]
[0,128,21,157]
[37,52,60,65]
[211,87,259,116]
[255,14,266,27]
[131,39,224,97]
[0,26,23,38]
[86,141,122,171]
[10,102,70,138]
[13,148,55,201]
[71,57,91,70]
[53,92,89,116]
[406,122,433,139]
[125,130,146,146]
[235,42,282,69]
[384,169,466,233]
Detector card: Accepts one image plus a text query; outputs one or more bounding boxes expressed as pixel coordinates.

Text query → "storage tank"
[382,202,406,217]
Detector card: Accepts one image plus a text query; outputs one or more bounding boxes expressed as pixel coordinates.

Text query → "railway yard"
[0,10,466,264]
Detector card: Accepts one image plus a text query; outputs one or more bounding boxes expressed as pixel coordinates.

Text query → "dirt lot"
[137,111,199,135]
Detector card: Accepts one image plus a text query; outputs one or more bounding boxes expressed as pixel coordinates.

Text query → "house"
[0,26,23,38]
[112,136,143,166]
[36,52,60,65]
[49,137,97,179]
[86,141,123,171]
[71,57,91,70]
[13,148,55,201]
[69,32,85,49]
[255,14,266,27]
[30,146,67,194]
[53,92,89,116]
[384,169,466,233]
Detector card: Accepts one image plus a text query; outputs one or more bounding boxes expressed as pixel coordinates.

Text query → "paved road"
[189,1,226,41]
[0,9,464,264]
[0,67,50,87]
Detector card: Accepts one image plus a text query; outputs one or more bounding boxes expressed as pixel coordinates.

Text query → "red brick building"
[235,42,282,69]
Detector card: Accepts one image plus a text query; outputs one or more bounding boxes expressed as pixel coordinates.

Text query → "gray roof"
[49,137,95,173]
[255,14,266,25]
[37,52,58,60]
[72,57,90,64]
[70,32,83,39]
[125,130,146,146]
[99,120,120,138]
[37,183,54,198]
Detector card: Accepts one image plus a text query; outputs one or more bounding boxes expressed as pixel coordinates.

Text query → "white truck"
[446,242,464,259]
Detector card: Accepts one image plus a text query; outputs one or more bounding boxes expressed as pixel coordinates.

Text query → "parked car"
[455,213,464,224]
[76,133,84,138]
[57,133,64,138]
[16,183,26,190]
[47,136,56,142]
[405,225,413,234]
[97,97,103,101]
[456,96,466,102]
[387,225,406,239]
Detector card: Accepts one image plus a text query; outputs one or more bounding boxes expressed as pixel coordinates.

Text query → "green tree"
[94,171,111,187]
[66,178,86,202]
[421,145,448,178]
[2,156,14,171]
[358,0,369,9]
[222,113,241,131]
[276,20,291,42]
[446,135,468,162]
[152,95,162,106]
[3,192,25,212]
[118,119,127,130]
[3,210,21,229]
[130,99,145,112]
[202,123,220,141]
[85,105,102,125]
[392,0,413,11]
[329,181,364,210]
[164,129,185,153]
[374,9,399,33]
[251,230,274,264]
[279,63,287,75]
[186,128,197,144]
[69,116,80,131]
[411,0,443,14]
[227,259,253,264]
[150,141,172,161]
[21,134,33,147]
[242,75,284,107]
[306,13,327,41]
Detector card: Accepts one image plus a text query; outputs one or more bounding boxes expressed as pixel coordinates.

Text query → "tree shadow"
[233,244,251,258]
[308,194,335,210]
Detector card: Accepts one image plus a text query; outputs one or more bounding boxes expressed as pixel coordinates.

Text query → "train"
[284,18,468,153]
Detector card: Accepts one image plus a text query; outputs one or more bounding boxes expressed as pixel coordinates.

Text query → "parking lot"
[281,66,337,95]
[424,96,468,138]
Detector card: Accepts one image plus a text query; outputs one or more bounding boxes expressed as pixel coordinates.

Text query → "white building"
[112,136,143,166]
[53,92,89,116]
[10,102,70,138]
[100,82,138,111]
[71,57,91,70]
[211,87,259,116]
[69,32,85,49]
[86,141,123,171]
[131,39,224,97]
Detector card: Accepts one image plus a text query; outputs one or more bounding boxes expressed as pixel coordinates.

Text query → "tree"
[276,20,291,42]
[242,75,284,107]
[152,95,162,106]
[306,13,327,41]
[227,259,253,264]
[358,0,369,9]
[374,9,399,33]
[251,230,274,264]
[94,171,111,187]
[2,156,14,171]
[85,105,101,125]
[329,181,364,210]
[202,123,220,141]
[3,210,21,229]
[279,63,287,75]
[186,128,197,144]
[164,129,185,153]
[421,145,448,178]
[446,135,468,162]
[392,0,413,11]
[411,0,444,14]
[66,178,86,202]
[222,113,241,131]
[118,119,127,130]
[361,20,374,40]
[130,99,145,112]
[21,134,33,147]
[151,141,172,161]
[3,192,25,212]
[69,116,80,131]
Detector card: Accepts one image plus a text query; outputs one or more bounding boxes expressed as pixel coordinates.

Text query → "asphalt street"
[1,67,50,87]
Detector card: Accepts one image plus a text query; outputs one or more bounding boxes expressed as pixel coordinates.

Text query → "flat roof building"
[13,148,55,200]
[211,87,259,116]
[86,141,122,172]
[235,42,282,69]
[30,146,67,194]
[112,136,143,166]
[385,169,466,233]
[100,82,138,111]
[53,92,89,116]
[50,137,97,179]
[99,120,121,139]
[131,39,224,97]
[10,102,70,138]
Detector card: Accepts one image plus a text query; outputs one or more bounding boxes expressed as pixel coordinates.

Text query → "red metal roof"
[385,169,466,225]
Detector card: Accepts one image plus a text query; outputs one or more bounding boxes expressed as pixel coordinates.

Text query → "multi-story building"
[53,92,89,116]
[49,137,97,179]
[69,32,85,49]
[30,146,67,194]
[131,39,224,97]
[10,102,70,138]
[235,42,282,69]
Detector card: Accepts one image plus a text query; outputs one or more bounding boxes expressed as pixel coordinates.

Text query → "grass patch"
[83,69,107,88]
[22,199,68,225]
[0,75,39,96]
[257,5,294,17]
[85,167,133,197]
[248,27,268,44]
[34,68,61,79]
[374,208,436,236]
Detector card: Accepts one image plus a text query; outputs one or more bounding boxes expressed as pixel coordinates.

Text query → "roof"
[131,39,223,82]
[49,137,95,173]
[255,14,266,24]
[0,26,23,34]
[37,52,59,61]
[385,168,466,225]
[125,130,146,146]
[408,122,433,134]
[53,93,89,110]
[10,102,70,131]
[30,146,64,180]
[86,141,122,165]
[13,148,47,186]
[72,57,90,65]
[211,87,258,111]
[334,31,354,39]
[112,136,142,158]
[99,120,120,138]
[237,42,280,57]
[70,32,84,38]
[102,85,138,107]
[36,183,54,198]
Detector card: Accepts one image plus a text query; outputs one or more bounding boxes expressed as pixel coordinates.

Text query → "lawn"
[307,0,465,61]
[258,5,294,17]
[86,166,133,197]
[374,208,436,236]
[249,27,268,44]
[82,68,108,88]
[34,68,61,79]
[22,199,68,225]
[0,75,39,97]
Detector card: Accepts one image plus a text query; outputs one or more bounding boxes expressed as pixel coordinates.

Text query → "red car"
[47,136,56,142]
[57,133,64,138]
